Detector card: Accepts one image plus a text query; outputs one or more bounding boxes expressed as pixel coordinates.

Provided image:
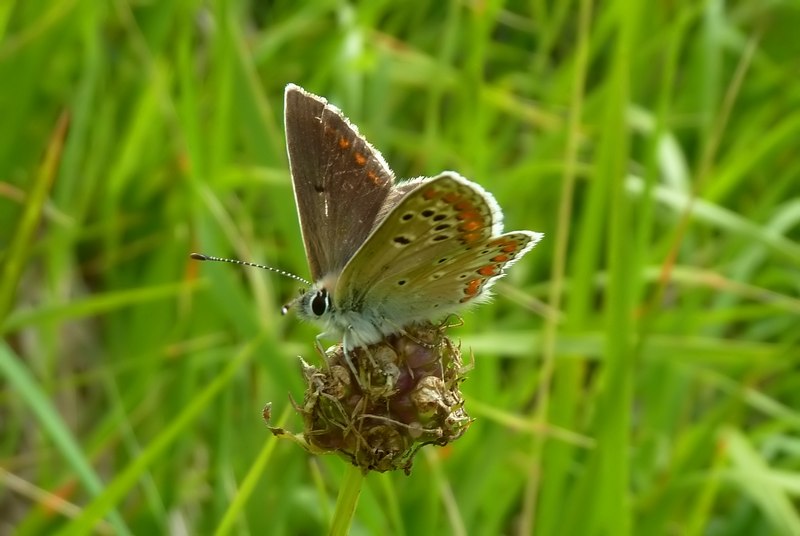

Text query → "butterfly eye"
[311,289,329,316]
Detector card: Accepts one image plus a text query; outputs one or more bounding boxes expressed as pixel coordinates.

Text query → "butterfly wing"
[336,172,543,325]
[284,84,395,281]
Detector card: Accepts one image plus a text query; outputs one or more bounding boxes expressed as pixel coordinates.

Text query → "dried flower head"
[268,322,472,474]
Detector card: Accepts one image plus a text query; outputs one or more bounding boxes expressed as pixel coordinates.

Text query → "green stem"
[328,465,365,536]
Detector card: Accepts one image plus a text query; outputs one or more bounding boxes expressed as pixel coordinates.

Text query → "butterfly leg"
[313,333,327,358]
[343,328,396,392]
[341,331,366,388]
[314,331,363,388]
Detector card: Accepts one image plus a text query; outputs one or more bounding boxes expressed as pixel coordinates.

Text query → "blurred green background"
[2,0,800,534]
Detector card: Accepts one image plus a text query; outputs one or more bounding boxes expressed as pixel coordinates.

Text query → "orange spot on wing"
[491,254,510,263]
[442,192,461,204]
[477,265,498,276]
[354,152,367,166]
[501,243,519,253]
[464,278,482,296]
[457,210,481,221]
[423,187,438,200]
[462,232,482,243]
[459,220,481,232]
[454,200,474,211]
[338,137,351,149]
[366,169,380,184]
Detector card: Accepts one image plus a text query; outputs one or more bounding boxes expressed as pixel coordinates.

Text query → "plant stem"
[328,465,365,536]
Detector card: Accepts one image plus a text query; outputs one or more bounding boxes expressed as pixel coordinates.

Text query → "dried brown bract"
[267,322,472,474]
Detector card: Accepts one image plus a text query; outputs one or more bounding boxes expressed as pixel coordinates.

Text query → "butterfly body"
[285,84,543,349]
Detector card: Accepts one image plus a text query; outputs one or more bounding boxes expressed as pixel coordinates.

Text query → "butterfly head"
[289,273,388,347]
[295,284,333,320]
[282,271,339,321]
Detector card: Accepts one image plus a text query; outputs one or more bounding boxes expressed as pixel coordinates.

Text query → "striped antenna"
[190,253,311,286]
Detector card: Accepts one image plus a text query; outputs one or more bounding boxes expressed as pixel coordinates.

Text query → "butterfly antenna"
[190,253,311,286]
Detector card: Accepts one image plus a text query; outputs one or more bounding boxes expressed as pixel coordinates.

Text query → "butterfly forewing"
[284,84,395,280]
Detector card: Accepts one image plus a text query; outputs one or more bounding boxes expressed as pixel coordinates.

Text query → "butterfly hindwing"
[382,231,541,312]
[336,172,542,324]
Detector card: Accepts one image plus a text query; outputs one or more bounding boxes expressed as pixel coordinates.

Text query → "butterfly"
[282,84,543,352]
